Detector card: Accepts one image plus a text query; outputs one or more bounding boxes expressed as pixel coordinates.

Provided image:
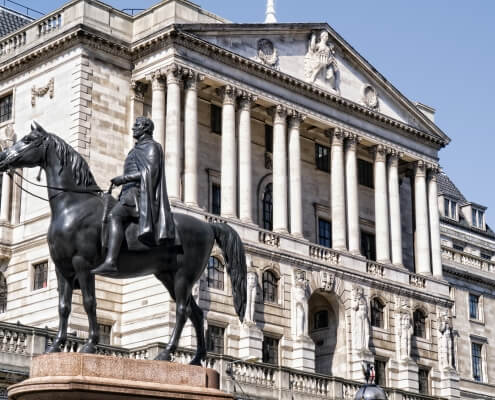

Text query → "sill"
[413,335,431,344]
[371,326,388,334]
[469,318,485,326]
[31,286,50,294]
[0,119,13,129]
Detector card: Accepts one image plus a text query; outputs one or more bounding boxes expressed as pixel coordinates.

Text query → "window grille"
[472,342,483,382]
[469,293,480,320]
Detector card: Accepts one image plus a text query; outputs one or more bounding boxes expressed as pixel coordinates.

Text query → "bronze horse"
[0,122,246,365]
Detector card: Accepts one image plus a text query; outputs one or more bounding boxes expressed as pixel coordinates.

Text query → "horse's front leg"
[74,256,99,354]
[46,269,73,353]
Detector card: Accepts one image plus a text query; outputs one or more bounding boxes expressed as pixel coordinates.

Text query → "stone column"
[373,145,391,263]
[165,64,183,201]
[149,73,165,150]
[414,161,431,275]
[219,85,237,218]
[288,110,305,237]
[130,80,148,151]
[330,128,346,250]
[345,133,360,254]
[0,173,11,222]
[238,91,256,222]
[272,105,288,233]
[183,70,203,207]
[428,166,443,278]
[388,150,403,266]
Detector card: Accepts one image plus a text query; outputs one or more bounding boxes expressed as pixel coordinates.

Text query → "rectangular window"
[0,93,12,123]
[206,325,225,354]
[358,159,374,188]
[318,218,331,248]
[315,143,330,172]
[453,244,464,252]
[472,342,483,382]
[33,261,48,290]
[444,198,457,219]
[211,183,221,215]
[361,231,376,261]
[472,209,484,229]
[469,293,480,320]
[98,323,112,345]
[210,104,222,134]
[265,124,273,153]
[374,360,387,387]
[262,336,279,365]
[418,367,429,394]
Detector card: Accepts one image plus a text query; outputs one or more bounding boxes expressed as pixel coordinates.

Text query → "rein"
[9,169,107,202]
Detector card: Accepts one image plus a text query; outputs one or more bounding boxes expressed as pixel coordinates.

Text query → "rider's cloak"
[131,136,176,247]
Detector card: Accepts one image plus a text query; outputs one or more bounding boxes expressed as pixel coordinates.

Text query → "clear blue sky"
[10,0,495,224]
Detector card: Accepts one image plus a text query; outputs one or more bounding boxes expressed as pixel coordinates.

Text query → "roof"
[437,172,466,202]
[0,6,32,38]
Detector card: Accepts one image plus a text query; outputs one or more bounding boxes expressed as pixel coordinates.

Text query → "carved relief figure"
[352,286,370,351]
[304,31,339,91]
[438,311,453,370]
[398,307,413,360]
[255,38,279,68]
[244,270,258,325]
[363,84,379,110]
[293,270,309,337]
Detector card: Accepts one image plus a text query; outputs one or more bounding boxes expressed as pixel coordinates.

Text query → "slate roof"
[437,171,466,202]
[0,6,32,38]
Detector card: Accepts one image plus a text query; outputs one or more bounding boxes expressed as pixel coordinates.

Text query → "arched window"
[262,183,273,231]
[370,298,385,328]
[0,273,6,314]
[413,309,426,338]
[207,257,224,290]
[263,270,278,303]
[313,310,329,330]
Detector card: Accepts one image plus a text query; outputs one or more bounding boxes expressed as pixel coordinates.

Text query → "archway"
[309,291,347,377]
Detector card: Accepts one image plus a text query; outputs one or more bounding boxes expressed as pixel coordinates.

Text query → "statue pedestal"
[397,358,418,393]
[8,353,232,400]
[350,349,374,381]
[239,323,263,361]
[439,367,460,399]
[292,335,315,372]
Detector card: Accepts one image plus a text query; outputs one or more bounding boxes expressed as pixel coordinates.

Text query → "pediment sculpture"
[304,31,340,92]
[255,38,279,69]
[362,84,379,110]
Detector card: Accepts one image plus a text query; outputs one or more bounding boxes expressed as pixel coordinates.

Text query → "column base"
[239,323,263,362]
[273,228,289,234]
[291,335,315,372]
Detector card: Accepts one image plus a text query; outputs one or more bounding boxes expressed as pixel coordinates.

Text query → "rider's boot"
[91,218,123,276]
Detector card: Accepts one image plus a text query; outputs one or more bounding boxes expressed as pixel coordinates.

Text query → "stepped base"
[8,353,232,400]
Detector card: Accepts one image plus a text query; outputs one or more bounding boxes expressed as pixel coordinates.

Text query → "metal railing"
[1,0,43,18]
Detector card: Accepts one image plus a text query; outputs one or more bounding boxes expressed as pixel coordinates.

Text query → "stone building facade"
[0,1,492,399]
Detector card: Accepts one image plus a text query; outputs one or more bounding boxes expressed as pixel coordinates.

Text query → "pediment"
[179,23,449,145]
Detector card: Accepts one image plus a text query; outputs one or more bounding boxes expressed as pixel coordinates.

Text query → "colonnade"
[134,63,442,277]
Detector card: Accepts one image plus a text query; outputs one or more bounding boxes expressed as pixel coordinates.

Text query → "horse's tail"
[210,223,246,323]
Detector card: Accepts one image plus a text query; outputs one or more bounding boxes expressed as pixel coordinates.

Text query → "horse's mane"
[46,133,99,188]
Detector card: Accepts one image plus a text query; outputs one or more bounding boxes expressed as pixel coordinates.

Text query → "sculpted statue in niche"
[363,84,379,110]
[398,306,413,360]
[255,38,279,69]
[244,270,258,326]
[293,269,309,337]
[352,286,370,352]
[438,310,453,370]
[304,31,340,91]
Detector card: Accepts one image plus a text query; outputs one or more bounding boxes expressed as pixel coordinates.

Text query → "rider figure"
[92,117,175,275]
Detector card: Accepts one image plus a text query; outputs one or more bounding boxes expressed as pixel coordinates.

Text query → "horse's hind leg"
[46,269,73,353]
[188,298,206,366]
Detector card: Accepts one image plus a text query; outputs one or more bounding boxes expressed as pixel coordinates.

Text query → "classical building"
[0,0,492,399]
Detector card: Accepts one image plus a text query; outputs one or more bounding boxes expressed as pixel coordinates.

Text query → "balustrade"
[441,245,495,272]
[309,244,340,264]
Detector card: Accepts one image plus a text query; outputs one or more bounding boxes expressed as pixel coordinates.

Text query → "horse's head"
[0,121,49,172]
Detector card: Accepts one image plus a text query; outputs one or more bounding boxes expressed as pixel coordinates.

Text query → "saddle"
[101,193,181,252]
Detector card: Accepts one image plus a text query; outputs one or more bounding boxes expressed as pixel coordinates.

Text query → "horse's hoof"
[45,344,62,353]
[79,342,97,354]
[189,356,203,366]
[154,350,172,361]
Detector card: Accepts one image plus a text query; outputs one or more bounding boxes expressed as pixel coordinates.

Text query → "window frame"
[370,297,386,329]
[361,230,376,261]
[262,183,273,231]
[207,168,221,215]
[313,309,329,331]
[413,308,427,338]
[32,260,49,291]
[206,324,225,355]
[262,335,279,365]
[472,208,484,229]
[265,124,273,154]
[210,103,222,135]
[444,198,458,220]
[358,158,374,188]
[315,143,330,172]
[0,272,6,314]
[0,92,13,125]
[207,256,225,291]
[317,217,331,248]
[262,269,278,304]
[374,358,387,387]
[468,293,483,322]
[97,322,113,345]
[417,366,430,395]
[471,341,484,383]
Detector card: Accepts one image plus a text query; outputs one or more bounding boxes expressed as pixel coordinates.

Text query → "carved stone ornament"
[244,269,259,326]
[304,31,339,92]
[293,269,309,337]
[255,38,279,69]
[362,84,379,110]
[31,77,54,106]
[319,270,335,292]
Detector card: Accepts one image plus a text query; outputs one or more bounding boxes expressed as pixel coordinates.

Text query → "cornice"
[444,263,495,288]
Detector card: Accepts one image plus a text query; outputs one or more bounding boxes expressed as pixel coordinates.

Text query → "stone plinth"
[8,353,232,400]
[239,323,263,361]
[292,335,315,372]
[350,349,374,381]
[439,367,460,399]
[397,358,419,393]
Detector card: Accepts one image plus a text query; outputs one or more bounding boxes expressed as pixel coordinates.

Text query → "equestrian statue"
[0,118,247,365]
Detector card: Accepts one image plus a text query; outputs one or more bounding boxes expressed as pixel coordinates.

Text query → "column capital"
[427,164,440,178]
[388,149,404,166]
[344,131,360,149]
[183,69,205,91]
[131,80,148,101]
[163,63,184,85]
[287,109,306,129]
[372,144,388,162]
[270,104,288,124]
[146,71,166,90]
[238,90,257,110]
[326,127,344,146]
[414,160,427,177]
[216,85,237,106]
